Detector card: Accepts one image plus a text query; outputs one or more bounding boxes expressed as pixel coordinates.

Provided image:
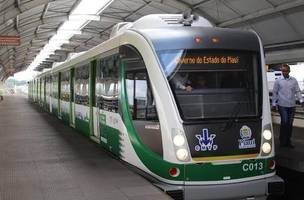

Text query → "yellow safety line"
[192,154,259,162]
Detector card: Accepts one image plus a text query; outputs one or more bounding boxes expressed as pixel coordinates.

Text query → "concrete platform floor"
[273,123,304,172]
[0,95,171,200]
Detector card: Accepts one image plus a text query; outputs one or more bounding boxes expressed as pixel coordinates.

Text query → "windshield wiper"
[221,102,241,132]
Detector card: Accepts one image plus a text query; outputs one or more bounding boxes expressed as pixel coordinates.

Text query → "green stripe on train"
[44,103,50,112]
[184,158,274,181]
[75,118,90,137]
[61,112,70,125]
[120,62,185,181]
[52,107,58,117]
[100,123,121,157]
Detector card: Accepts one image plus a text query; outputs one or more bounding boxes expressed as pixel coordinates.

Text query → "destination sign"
[176,55,240,65]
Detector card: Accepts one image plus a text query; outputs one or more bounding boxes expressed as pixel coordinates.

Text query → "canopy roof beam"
[218,0,304,27]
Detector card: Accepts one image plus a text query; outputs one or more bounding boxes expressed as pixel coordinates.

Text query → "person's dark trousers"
[278,106,296,146]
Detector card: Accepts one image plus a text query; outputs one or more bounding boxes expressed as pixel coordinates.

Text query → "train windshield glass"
[157,49,261,120]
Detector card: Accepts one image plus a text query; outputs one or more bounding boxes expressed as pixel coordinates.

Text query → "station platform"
[0,96,171,200]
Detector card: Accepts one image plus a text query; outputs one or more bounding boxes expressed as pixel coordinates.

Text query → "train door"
[95,55,120,155]
[74,64,90,136]
[40,78,43,106]
[33,80,35,101]
[45,76,50,112]
[58,72,62,119]
[49,76,53,113]
[37,79,40,103]
[52,73,59,116]
[39,78,42,105]
[92,92,100,143]
[38,79,41,103]
[120,45,163,157]
[89,60,99,142]
[35,79,38,102]
[70,68,75,127]
[44,77,46,110]
[93,59,103,141]
[60,70,71,124]
[41,78,44,105]
[37,79,39,102]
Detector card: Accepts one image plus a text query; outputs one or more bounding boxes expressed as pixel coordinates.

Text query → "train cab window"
[75,64,89,105]
[121,45,162,156]
[157,49,261,121]
[121,46,158,121]
[130,72,157,120]
[135,73,148,119]
[95,55,119,112]
[60,71,70,102]
[125,73,134,114]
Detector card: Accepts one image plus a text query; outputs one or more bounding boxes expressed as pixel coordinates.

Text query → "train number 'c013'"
[242,162,263,172]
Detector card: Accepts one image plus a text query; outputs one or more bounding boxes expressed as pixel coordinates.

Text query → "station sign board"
[0,36,20,46]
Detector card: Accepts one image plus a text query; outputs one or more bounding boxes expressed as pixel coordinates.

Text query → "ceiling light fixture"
[27,0,114,72]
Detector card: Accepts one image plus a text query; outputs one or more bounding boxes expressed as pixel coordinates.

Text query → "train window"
[95,55,119,112]
[46,76,51,97]
[135,73,148,119]
[41,78,44,100]
[45,76,51,103]
[70,69,74,102]
[60,70,70,101]
[52,74,59,99]
[126,73,134,115]
[40,78,43,101]
[75,64,89,105]
[133,72,157,120]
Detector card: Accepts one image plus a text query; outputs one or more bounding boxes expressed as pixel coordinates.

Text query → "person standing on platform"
[272,64,304,148]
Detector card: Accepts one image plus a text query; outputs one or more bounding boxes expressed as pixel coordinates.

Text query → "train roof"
[137,27,260,51]
[35,14,260,78]
[110,14,213,38]
[112,14,260,52]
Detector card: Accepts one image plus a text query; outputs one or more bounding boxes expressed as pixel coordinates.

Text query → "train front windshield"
[157,49,261,121]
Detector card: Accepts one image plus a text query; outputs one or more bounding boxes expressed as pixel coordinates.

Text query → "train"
[28,14,284,200]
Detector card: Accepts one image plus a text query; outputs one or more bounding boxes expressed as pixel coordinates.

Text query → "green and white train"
[28,14,284,200]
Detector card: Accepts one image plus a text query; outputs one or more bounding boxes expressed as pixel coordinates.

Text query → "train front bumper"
[156,175,284,200]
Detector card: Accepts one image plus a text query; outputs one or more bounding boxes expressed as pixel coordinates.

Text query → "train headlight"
[262,142,271,154]
[172,128,190,162]
[176,148,188,161]
[263,129,272,140]
[173,135,185,147]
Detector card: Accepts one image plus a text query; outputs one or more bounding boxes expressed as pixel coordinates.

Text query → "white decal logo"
[238,125,256,149]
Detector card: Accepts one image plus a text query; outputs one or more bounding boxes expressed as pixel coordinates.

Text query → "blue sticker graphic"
[195,128,218,151]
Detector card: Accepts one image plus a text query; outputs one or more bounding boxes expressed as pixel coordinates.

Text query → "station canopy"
[1,0,304,81]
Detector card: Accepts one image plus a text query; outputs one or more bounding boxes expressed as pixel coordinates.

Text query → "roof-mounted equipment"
[179,10,199,26]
